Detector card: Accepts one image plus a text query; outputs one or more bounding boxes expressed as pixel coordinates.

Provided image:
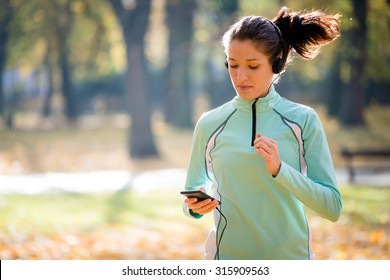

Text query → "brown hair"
[222,6,341,72]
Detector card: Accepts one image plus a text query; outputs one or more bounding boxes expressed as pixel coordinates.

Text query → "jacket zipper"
[251,98,258,146]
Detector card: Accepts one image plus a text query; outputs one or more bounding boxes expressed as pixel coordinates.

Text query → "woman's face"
[226,39,275,100]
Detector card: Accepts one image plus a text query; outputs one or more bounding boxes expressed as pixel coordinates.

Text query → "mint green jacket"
[183,86,342,260]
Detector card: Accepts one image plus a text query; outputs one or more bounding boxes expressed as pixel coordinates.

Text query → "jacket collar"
[232,85,279,113]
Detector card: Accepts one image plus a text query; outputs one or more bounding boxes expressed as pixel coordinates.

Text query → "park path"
[0,169,186,195]
[0,168,389,195]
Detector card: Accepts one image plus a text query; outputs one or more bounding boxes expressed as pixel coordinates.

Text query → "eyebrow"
[228,58,261,62]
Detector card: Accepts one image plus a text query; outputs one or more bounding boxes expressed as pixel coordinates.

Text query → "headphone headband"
[264,18,285,74]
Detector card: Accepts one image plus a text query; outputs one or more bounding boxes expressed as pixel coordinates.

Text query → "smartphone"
[180,190,215,201]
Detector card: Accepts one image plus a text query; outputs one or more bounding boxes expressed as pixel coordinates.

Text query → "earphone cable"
[214,206,227,260]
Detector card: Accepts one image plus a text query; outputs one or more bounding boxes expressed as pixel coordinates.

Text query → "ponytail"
[274,7,341,60]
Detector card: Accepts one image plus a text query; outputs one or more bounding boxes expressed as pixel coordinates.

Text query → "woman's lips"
[237,85,251,91]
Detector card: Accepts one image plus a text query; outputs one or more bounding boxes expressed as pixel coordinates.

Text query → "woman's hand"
[184,188,219,215]
[253,133,281,176]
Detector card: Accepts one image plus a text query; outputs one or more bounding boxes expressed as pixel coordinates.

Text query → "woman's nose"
[236,68,248,82]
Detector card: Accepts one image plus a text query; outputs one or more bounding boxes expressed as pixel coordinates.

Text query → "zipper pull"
[251,98,258,146]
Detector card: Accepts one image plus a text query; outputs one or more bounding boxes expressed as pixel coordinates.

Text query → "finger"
[256,144,278,160]
[255,142,273,154]
[188,198,212,211]
[258,136,277,146]
[256,139,278,155]
[196,200,219,214]
[189,198,218,212]
[255,147,270,158]
[254,133,264,145]
[184,197,198,204]
[269,138,277,144]
[256,134,277,145]
[253,137,262,146]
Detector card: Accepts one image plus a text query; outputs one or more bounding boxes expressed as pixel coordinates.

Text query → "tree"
[326,52,343,117]
[365,0,390,105]
[202,0,238,109]
[31,0,80,122]
[110,0,158,158]
[55,0,79,122]
[340,0,368,126]
[41,39,55,118]
[0,0,12,123]
[1,0,109,125]
[163,0,197,128]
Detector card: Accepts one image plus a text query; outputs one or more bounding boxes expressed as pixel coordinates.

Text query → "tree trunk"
[111,0,158,158]
[340,0,367,126]
[326,52,343,117]
[163,0,196,128]
[56,1,78,123]
[42,44,54,118]
[58,47,77,122]
[0,0,12,120]
[126,43,158,158]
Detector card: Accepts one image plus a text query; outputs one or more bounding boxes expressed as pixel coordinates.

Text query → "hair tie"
[289,13,301,42]
[292,13,300,25]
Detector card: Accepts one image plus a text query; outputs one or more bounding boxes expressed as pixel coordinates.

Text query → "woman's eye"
[229,65,258,69]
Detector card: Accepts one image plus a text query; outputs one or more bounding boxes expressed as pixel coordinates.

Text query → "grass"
[338,185,390,229]
[0,189,204,234]
[1,185,388,235]
[303,185,390,229]
[0,189,214,259]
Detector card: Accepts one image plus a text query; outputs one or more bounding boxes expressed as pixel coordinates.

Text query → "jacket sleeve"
[182,116,214,219]
[274,109,342,222]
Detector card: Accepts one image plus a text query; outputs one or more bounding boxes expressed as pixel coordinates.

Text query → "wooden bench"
[341,148,390,182]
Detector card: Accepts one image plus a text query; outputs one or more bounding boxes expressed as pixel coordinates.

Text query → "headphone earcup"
[272,57,283,74]
[224,59,228,69]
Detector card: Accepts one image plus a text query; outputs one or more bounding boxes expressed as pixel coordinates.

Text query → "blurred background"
[0,0,389,260]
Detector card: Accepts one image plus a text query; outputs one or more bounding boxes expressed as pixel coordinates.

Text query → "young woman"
[182,7,342,260]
